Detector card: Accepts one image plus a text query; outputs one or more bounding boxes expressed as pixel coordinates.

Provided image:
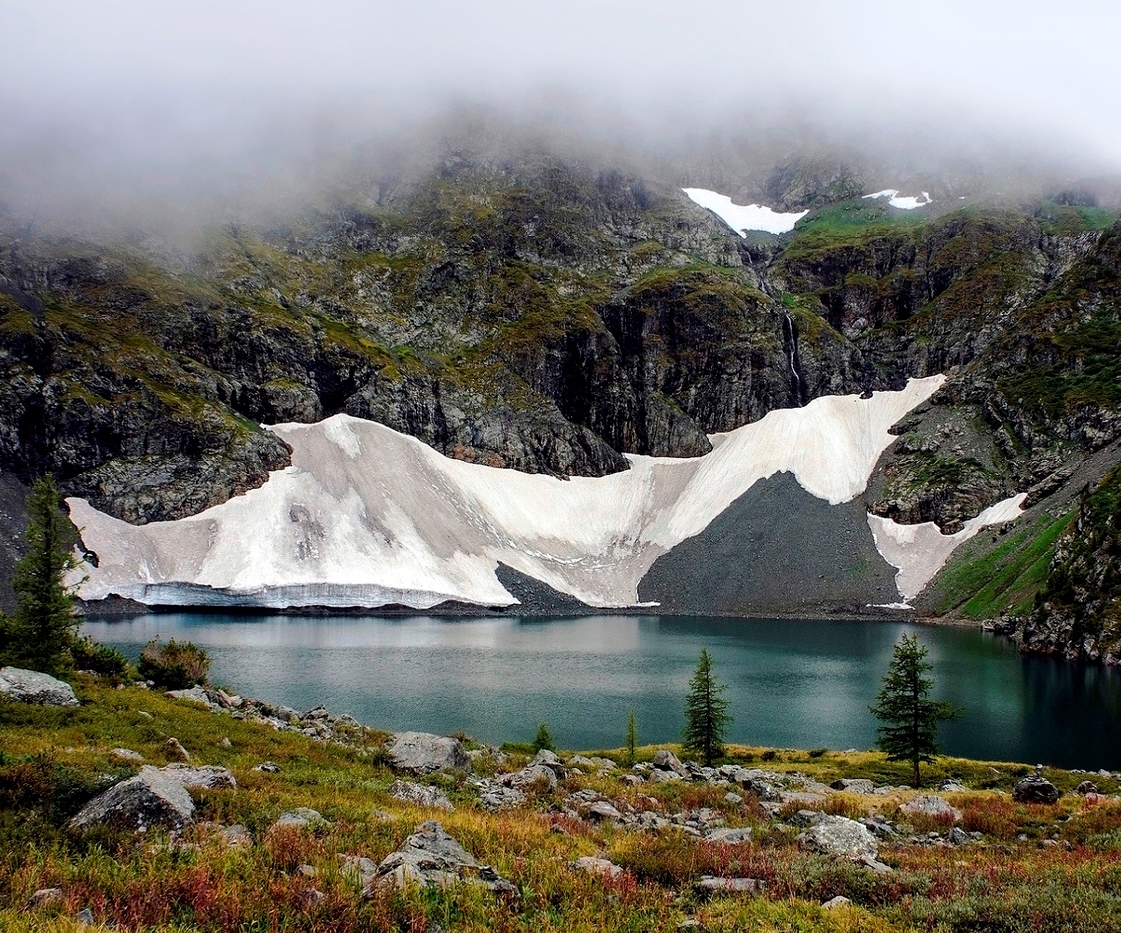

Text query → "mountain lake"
[83,613,1121,770]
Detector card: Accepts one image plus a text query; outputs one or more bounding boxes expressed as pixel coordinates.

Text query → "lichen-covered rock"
[272,808,331,830]
[388,732,471,774]
[389,780,455,811]
[70,766,195,833]
[160,764,237,790]
[797,814,879,861]
[0,667,79,707]
[374,821,516,895]
[571,857,624,878]
[897,795,962,823]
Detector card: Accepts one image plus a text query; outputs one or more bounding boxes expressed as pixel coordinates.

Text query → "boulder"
[652,749,688,776]
[897,795,962,823]
[474,780,526,811]
[111,748,144,763]
[648,769,684,784]
[797,815,879,861]
[571,856,623,878]
[830,778,875,794]
[28,887,64,908]
[165,686,218,708]
[586,801,623,822]
[704,826,753,844]
[0,667,79,707]
[273,808,331,830]
[696,876,765,895]
[389,732,471,774]
[821,895,852,909]
[389,780,455,811]
[1076,780,1099,795]
[1012,775,1061,804]
[70,766,195,833]
[503,764,558,791]
[374,820,516,895]
[164,738,190,762]
[254,761,281,773]
[160,764,237,790]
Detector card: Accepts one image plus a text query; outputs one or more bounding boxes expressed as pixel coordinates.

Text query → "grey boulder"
[70,766,195,833]
[389,780,455,811]
[160,764,237,790]
[0,667,79,707]
[797,814,879,861]
[897,794,962,823]
[389,732,471,774]
[374,820,516,895]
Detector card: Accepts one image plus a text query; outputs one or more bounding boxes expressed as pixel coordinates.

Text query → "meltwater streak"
[85,612,1121,770]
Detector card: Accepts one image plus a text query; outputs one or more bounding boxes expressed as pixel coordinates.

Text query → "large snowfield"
[68,376,1024,611]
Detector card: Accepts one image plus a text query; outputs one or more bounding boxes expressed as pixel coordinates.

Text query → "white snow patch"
[862,189,933,210]
[868,493,1027,601]
[682,188,808,235]
[70,377,944,611]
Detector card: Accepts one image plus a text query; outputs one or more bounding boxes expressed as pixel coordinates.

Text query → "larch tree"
[683,648,731,766]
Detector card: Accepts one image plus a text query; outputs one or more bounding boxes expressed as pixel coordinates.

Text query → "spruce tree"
[8,475,81,676]
[869,633,961,787]
[625,709,638,765]
[532,722,555,752]
[683,648,731,766]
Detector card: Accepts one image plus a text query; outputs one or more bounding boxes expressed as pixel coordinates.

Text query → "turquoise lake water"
[82,613,1121,770]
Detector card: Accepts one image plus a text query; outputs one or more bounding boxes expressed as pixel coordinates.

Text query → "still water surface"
[83,613,1121,770]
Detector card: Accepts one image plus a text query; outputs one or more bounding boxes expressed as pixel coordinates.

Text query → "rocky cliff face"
[1,145,1120,642]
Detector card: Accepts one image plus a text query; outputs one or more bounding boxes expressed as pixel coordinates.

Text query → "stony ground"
[4,674,1121,932]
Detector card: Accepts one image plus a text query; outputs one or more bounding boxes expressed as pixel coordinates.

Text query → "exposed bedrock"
[637,473,899,614]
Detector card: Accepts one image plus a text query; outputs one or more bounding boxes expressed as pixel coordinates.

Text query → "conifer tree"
[870,633,960,787]
[532,722,555,752]
[625,709,638,765]
[7,475,81,676]
[683,648,731,766]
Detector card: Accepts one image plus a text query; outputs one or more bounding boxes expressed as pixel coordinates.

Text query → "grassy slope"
[5,682,1121,932]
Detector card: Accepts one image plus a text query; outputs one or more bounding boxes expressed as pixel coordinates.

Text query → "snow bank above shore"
[70,378,950,611]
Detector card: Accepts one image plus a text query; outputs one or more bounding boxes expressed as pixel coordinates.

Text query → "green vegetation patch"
[927,509,1074,618]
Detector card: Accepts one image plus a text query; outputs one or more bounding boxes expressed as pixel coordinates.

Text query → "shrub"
[69,637,135,682]
[138,639,210,689]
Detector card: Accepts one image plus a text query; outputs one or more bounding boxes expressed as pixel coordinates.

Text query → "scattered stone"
[389,780,455,811]
[297,863,317,878]
[570,856,624,878]
[854,854,895,874]
[389,732,471,774]
[696,876,766,895]
[28,887,64,908]
[531,749,566,775]
[160,764,237,790]
[219,737,232,748]
[474,780,526,811]
[898,795,962,823]
[76,907,95,925]
[821,895,852,909]
[165,686,217,707]
[586,801,623,822]
[830,778,875,794]
[70,766,195,833]
[164,738,190,762]
[1076,780,1100,795]
[797,815,879,861]
[724,792,744,805]
[254,761,281,773]
[939,780,969,792]
[137,710,154,719]
[677,920,708,933]
[111,748,144,763]
[0,667,79,707]
[503,764,558,791]
[652,749,688,776]
[294,887,326,908]
[341,855,378,888]
[221,824,252,847]
[273,808,331,830]
[1012,775,1061,804]
[620,774,643,786]
[704,826,753,844]
[946,826,972,846]
[374,821,516,895]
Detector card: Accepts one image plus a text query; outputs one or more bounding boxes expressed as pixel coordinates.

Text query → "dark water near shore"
[83,613,1121,770]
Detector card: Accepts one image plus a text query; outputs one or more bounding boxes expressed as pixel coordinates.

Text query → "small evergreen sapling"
[625,709,638,764]
[870,633,961,787]
[683,648,731,766]
[532,722,555,753]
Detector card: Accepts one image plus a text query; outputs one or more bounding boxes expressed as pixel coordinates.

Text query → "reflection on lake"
[83,613,1121,769]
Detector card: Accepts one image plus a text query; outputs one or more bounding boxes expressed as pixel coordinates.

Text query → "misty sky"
[0,0,1118,229]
